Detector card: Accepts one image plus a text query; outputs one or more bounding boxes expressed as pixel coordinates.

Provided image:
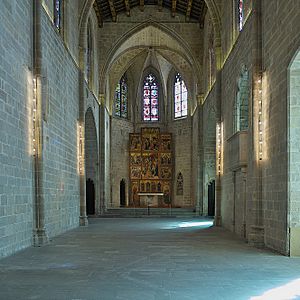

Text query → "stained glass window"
[114,76,128,118]
[238,0,244,32]
[143,74,159,121]
[174,73,188,119]
[54,0,62,30]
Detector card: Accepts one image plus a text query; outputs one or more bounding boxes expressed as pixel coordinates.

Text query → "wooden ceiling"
[93,0,207,27]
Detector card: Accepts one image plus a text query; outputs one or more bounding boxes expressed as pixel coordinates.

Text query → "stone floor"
[1,218,300,300]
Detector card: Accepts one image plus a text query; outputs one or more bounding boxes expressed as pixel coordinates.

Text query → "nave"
[1,218,300,300]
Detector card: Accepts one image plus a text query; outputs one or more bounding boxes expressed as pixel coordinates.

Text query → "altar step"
[100,207,197,218]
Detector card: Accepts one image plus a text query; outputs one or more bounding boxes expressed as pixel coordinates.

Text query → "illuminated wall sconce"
[257,75,263,161]
[32,77,37,156]
[78,123,84,174]
[216,122,223,176]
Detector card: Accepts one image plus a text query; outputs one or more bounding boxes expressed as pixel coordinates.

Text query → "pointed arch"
[136,66,165,123]
[108,47,194,101]
[85,107,99,215]
[288,48,300,256]
[101,22,202,92]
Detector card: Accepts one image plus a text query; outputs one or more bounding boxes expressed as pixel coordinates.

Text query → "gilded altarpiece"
[129,128,172,206]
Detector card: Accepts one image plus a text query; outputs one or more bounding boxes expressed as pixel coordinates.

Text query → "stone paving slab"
[1,218,300,300]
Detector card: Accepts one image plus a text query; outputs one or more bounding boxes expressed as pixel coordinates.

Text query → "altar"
[129,128,172,207]
[138,193,164,207]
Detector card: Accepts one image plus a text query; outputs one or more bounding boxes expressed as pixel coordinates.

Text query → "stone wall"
[41,9,80,237]
[262,0,300,254]
[168,117,193,207]
[0,0,102,258]
[218,11,254,233]
[110,118,134,207]
[110,115,193,208]
[202,11,216,95]
[64,0,79,62]
[203,0,300,254]
[220,0,253,61]
[0,0,33,258]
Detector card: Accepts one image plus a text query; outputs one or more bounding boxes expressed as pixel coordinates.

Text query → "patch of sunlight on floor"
[178,221,214,228]
[162,220,214,230]
[250,278,300,300]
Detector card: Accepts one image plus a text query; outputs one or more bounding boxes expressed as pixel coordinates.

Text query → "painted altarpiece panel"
[129,128,172,206]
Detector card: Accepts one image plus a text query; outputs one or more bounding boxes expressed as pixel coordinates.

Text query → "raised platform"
[100,207,197,218]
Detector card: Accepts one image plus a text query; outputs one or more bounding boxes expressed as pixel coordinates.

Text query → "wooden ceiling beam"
[108,0,117,22]
[171,0,176,17]
[186,0,192,21]
[124,0,131,16]
[93,2,103,27]
[140,0,144,11]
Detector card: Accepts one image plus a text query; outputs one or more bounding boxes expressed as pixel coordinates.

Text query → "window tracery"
[174,73,188,119]
[143,73,159,121]
[114,76,128,118]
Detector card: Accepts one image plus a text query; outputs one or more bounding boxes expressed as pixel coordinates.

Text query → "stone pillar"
[98,95,106,214]
[196,94,204,215]
[32,0,49,245]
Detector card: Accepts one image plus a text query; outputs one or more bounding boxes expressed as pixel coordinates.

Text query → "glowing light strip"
[32,77,37,156]
[216,122,223,176]
[258,76,263,161]
[78,123,83,174]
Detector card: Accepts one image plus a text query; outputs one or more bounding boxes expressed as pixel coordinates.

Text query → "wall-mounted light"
[216,122,223,176]
[78,123,84,174]
[32,77,37,156]
[257,75,263,161]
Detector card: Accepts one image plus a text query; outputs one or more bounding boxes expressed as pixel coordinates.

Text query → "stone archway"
[288,48,300,256]
[85,107,99,215]
[102,23,201,97]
